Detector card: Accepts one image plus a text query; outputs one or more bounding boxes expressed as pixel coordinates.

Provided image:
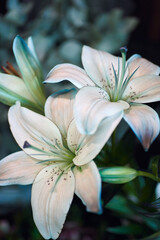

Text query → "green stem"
[137,170,160,182]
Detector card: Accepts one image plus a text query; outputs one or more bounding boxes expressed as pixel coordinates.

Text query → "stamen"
[1,66,13,75]
[41,137,73,157]
[117,57,120,80]
[1,62,21,77]
[111,63,118,100]
[76,136,86,153]
[23,139,74,165]
[23,141,49,154]
[119,66,140,99]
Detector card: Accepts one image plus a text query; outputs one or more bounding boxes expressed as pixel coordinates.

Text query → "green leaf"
[102,184,122,205]
[107,223,144,235]
[141,231,160,240]
[105,195,134,216]
[151,156,160,178]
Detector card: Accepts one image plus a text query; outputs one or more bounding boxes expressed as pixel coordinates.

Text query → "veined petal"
[8,103,63,160]
[0,151,43,185]
[82,45,123,89]
[127,55,160,80]
[31,165,75,240]
[67,120,84,153]
[45,89,77,140]
[122,75,160,103]
[74,86,129,134]
[73,161,102,214]
[73,111,123,166]
[13,36,45,106]
[45,63,94,88]
[124,104,160,151]
[127,54,141,66]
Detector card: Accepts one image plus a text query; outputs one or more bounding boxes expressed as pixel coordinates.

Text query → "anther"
[23,141,31,148]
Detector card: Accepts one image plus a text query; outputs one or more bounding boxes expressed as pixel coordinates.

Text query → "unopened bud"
[100,166,137,184]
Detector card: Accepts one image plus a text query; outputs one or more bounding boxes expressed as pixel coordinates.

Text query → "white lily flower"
[45,46,160,150]
[0,89,122,239]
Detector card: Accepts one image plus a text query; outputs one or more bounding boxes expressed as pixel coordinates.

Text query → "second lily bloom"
[45,46,160,150]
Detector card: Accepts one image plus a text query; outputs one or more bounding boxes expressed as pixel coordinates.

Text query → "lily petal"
[0,73,37,105]
[0,151,43,185]
[67,119,84,153]
[45,63,94,88]
[74,86,129,134]
[122,75,160,103]
[124,104,160,150]
[27,36,41,67]
[72,112,123,166]
[8,103,63,160]
[31,165,75,239]
[82,45,123,89]
[73,161,102,214]
[127,56,160,80]
[45,89,77,140]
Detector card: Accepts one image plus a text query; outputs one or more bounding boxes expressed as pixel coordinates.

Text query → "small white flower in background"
[45,46,160,150]
[0,89,122,239]
[0,35,45,113]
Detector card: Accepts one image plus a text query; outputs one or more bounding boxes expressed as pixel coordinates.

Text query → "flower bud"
[100,167,137,184]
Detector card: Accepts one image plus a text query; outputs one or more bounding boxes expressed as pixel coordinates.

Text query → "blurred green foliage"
[0,0,138,74]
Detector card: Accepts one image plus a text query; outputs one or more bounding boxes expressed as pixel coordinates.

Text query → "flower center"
[23,137,75,169]
[108,47,139,102]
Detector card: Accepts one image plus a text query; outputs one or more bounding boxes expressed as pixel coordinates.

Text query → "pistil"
[111,47,127,102]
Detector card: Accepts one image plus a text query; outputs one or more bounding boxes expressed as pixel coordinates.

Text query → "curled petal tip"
[13,35,24,46]
[96,206,103,215]
[142,137,153,152]
[87,207,103,215]
[144,145,149,152]
[15,35,21,40]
